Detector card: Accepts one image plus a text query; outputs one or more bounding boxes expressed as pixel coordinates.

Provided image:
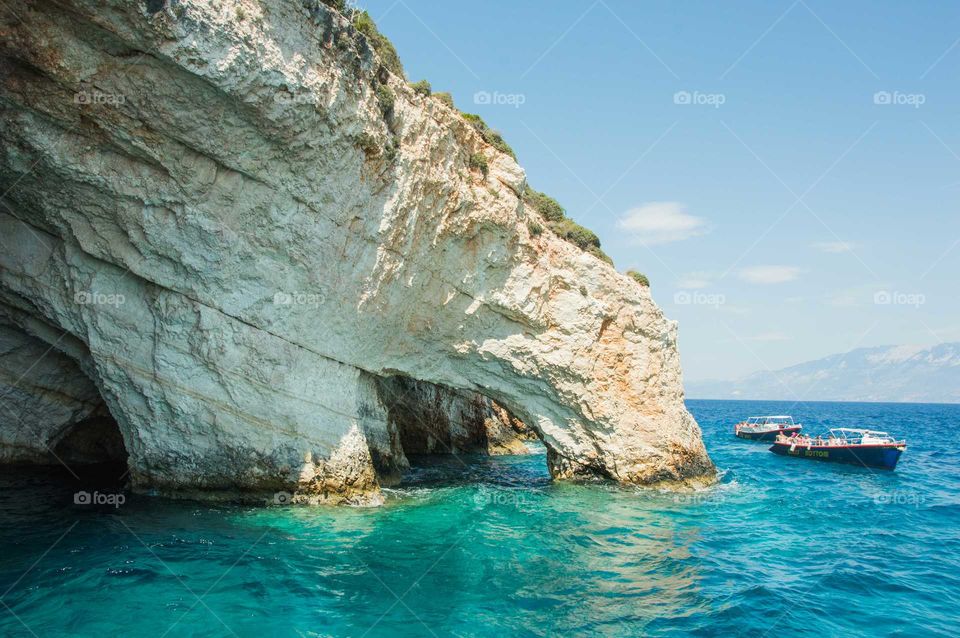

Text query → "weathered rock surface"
[376,376,531,458]
[0,323,103,464]
[0,0,714,503]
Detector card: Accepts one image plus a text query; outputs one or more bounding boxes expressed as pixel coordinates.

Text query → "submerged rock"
[0,0,713,504]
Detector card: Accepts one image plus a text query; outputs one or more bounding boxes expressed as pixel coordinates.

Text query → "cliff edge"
[0,0,714,503]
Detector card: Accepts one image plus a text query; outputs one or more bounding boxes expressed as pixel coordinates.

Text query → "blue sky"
[360,0,960,382]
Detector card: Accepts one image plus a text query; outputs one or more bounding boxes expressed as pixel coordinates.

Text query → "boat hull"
[735,426,802,442]
[769,442,904,470]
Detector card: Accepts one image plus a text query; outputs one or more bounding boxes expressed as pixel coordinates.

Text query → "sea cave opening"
[51,406,130,482]
[371,375,549,488]
[0,322,130,485]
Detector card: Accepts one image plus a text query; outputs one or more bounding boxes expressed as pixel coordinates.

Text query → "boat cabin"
[826,428,903,446]
[744,416,796,427]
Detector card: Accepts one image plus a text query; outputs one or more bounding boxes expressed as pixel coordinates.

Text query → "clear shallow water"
[1,400,958,637]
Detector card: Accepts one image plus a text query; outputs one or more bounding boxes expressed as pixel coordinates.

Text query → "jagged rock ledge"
[0,0,714,505]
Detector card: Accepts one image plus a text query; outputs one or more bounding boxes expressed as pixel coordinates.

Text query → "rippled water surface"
[1,400,958,636]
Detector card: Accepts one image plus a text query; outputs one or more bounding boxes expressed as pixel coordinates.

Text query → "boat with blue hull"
[769,428,906,470]
[734,415,802,441]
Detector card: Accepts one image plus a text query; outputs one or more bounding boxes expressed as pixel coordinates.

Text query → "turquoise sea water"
[0,400,958,637]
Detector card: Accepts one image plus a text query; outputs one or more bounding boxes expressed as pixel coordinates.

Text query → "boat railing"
[775,433,905,446]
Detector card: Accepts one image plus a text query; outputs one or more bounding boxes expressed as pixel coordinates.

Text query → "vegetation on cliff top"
[411,79,432,96]
[322,0,612,265]
[351,10,406,78]
[432,92,455,108]
[460,113,516,160]
[626,270,650,287]
[524,188,612,264]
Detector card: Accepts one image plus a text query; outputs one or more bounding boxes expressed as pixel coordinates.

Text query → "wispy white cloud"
[812,241,857,253]
[617,202,708,245]
[738,265,803,284]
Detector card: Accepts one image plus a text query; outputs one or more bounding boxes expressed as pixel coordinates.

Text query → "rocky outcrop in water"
[0,0,713,504]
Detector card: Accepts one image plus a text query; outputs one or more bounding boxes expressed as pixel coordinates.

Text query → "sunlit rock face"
[0,0,713,504]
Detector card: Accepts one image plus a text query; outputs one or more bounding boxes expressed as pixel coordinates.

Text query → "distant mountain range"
[686,343,960,404]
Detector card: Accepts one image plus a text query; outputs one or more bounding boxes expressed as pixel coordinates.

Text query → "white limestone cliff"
[0,0,714,504]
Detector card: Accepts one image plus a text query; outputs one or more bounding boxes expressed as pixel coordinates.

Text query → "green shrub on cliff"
[526,189,565,222]
[460,113,516,159]
[375,83,395,116]
[626,270,650,287]
[469,153,489,177]
[331,7,611,265]
[589,246,614,265]
[548,218,601,250]
[352,11,405,79]
[524,187,612,264]
[433,92,455,108]
[411,80,432,96]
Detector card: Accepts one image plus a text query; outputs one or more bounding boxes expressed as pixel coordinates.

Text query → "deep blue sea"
[0,400,958,637]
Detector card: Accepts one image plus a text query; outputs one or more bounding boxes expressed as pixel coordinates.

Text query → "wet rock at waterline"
[0,0,714,504]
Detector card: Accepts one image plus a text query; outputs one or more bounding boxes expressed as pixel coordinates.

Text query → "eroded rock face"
[0,324,104,464]
[375,376,531,458]
[0,0,714,503]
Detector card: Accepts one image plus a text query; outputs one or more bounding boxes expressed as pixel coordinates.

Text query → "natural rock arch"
[0,0,713,504]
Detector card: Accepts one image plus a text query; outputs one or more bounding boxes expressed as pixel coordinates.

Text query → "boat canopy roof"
[828,428,889,436]
[746,415,796,424]
[825,428,904,444]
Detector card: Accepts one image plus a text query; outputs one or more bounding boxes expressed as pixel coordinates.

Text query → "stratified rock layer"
[0,0,714,503]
